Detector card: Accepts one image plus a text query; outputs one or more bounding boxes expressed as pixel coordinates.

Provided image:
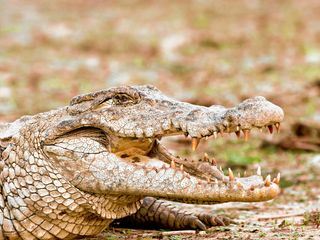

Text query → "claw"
[192,219,207,230]
[214,217,226,226]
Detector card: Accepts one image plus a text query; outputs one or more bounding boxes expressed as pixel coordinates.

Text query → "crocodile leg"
[114,197,231,230]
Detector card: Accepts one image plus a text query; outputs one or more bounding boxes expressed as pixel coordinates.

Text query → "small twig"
[161,230,197,236]
[256,212,305,221]
[140,230,197,238]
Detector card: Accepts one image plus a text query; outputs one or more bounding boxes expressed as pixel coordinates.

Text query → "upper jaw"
[111,96,284,142]
[174,96,284,138]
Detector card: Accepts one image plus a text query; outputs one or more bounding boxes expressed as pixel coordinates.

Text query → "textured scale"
[0,124,141,239]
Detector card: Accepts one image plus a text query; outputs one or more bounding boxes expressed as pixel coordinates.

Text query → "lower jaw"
[113,139,280,200]
[148,140,227,181]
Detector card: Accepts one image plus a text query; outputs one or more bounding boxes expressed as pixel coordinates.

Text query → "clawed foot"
[115,197,234,231]
[183,213,233,230]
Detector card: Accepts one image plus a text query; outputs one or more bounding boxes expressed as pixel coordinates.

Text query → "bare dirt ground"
[1,0,320,239]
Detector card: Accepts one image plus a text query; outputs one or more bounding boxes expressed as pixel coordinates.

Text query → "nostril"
[226,114,236,123]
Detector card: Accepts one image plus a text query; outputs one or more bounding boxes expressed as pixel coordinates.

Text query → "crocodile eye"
[97,92,140,109]
[112,93,137,106]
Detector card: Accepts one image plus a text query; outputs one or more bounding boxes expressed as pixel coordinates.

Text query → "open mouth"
[111,121,281,198]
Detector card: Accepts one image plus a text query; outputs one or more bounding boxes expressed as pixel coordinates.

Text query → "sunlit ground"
[1,0,320,239]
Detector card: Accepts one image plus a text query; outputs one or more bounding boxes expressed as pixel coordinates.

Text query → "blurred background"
[0,0,320,238]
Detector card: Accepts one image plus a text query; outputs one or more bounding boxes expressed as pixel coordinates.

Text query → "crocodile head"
[41,85,283,204]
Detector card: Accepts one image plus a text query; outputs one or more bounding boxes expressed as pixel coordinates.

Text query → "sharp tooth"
[259,127,263,133]
[205,136,209,141]
[236,126,240,131]
[273,172,281,184]
[257,165,261,176]
[211,157,217,166]
[204,153,209,161]
[213,131,218,139]
[219,166,223,172]
[244,171,247,177]
[265,175,271,186]
[275,123,280,133]
[235,131,241,139]
[180,164,184,171]
[191,137,200,151]
[237,172,241,178]
[184,132,188,138]
[242,129,250,141]
[267,125,273,134]
[170,160,176,169]
[228,168,234,181]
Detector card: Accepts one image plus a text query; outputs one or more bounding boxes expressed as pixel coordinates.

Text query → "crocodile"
[0,85,284,239]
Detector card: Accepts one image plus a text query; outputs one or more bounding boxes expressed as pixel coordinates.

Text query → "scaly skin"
[0,85,284,239]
